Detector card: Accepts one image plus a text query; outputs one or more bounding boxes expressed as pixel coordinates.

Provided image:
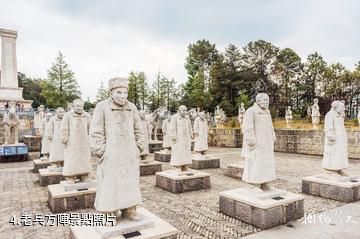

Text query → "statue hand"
[246,137,256,150]
[327,135,336,144]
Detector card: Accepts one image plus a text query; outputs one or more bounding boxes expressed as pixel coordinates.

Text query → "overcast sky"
[0,0,359,101]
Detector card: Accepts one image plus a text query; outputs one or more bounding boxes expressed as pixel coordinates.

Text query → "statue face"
[46,113,52,121]
[56,108,65,119]
[111,87,128,106]
[39,105,45,112]
[314,99,318,104]
[179,106,187,117]
[74,101,84,114]
[139,111,146,120]
[334,102,345,115]
[257,96,269,109]
[199,112,206,120]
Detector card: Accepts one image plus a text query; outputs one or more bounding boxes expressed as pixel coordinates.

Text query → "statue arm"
[133,107,145,152]
[193,118,199,135]
[59,113,69,145]
[89,103,106,159]
[169,116,177,142]
[242,109,256,148]
[47,118,54,140]
[324,114,336,143]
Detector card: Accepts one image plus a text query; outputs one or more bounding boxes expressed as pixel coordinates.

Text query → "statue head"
[46,113,52,121]
[313,98,319,104]
[255,93,270,110]
[288,106,291,110]
[241,103,245,108]
[199,111,206,120]
[139,110,146,120]
[331,100,345,115]
[38,105,45,112]
[73,99,84,114]
[56,107,65,119]
[109,77,128,106]
[178,105,187,118]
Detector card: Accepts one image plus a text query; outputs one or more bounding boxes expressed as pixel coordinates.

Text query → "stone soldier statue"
[34,105,45,135]
[139,110,150,160]
[90,77,145,222]
[193,111,209,155]
[322,101,349,176]
[162,113,172,153]
[169,105,193,171]
[48,107,65,167]
[60,99,92,183]
[238,103,245,127]
[311,98,320,129]
[241,93,276,191]
[40,112,53,159]
[285,106,293,128]
[3,102,20,145]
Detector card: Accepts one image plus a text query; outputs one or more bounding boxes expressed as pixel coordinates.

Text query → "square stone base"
[154,151,171,162]
[39,168,65,186]
[156,169,211,193]
[48,183,96,213]
[140,161,162,176]
[191,155,220,169]
[69,207,178,239]
[302,174,360,203]
[149,141,163,153]
[33,159,51,173]
[219,188,304,230]
[225,164,244,179]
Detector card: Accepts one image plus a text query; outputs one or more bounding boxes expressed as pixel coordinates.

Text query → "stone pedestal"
[149,141,163,153]
[140,160,162,176]
[219,188,304,230]
[48,181,96,213]
[156,169,211,193]
[69,207,178,239]
[23,135,41,152]
[191,155,220,169]
[154,151,171,162]
[33,158,51,173]
[225,164,244,179]
[38,168,65,186]
[302,174,360,203]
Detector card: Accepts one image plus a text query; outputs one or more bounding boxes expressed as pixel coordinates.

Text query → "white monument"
[48,107,65,167]
[241,93,276,191]
[322,101,349,175]
[40,112,52,159]
[2,102,19,145]
[169,105,193,171]
[0,28,32,108]
[238,103,245,127]
[311,98,320,129]
[285,106,293,128]
[60,99,92,183]
[220,93,304,229]
[33,105,45,135]
[193,112,209,155]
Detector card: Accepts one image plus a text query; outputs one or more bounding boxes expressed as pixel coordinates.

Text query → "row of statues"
[240,94,349,192]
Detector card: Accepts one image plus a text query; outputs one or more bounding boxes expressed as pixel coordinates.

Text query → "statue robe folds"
[169,114,192,166]
[40,118,51,155]
[241,103,276,184]
[139,119,150,156]
[193,117,208,152]
[90,99,144,212]
[322,110,349,170]
[48,116,65,163]
[60,111,92,176]
[162,120,171,148]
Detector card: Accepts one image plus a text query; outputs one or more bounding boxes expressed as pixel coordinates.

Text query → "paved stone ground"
[0,148,359,239]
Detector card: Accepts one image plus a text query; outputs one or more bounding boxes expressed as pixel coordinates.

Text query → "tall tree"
[42,51,81,108]
[128,71,149,110]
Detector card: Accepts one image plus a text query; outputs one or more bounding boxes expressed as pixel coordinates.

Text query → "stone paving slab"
[0,147,359,238]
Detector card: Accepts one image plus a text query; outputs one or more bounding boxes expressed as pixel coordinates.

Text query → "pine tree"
[95,81,109,103]
[42,51,81,108]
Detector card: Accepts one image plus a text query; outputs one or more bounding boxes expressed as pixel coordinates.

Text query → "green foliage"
[18,72,47,108]
[42,51,81,108]
[83,101,95,111]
